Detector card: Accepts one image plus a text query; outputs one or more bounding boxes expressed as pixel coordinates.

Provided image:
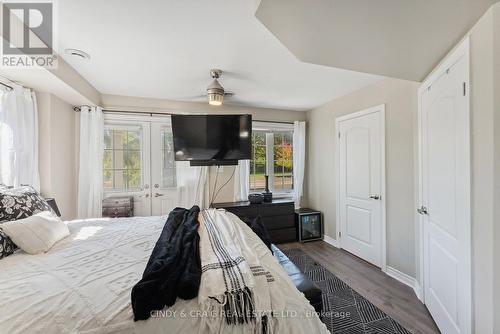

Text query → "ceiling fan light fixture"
[207,75,225,106]
[208,91,224,106]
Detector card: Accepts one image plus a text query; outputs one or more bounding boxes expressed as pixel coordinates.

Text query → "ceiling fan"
[206,69,234,106]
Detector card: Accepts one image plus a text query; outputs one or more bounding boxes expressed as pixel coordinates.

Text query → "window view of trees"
[103,128,142,190]
[250,131,267,191]
[250,129,294,193]
[273,132,293,192]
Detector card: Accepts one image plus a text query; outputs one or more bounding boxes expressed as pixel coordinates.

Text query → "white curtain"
[293,121,306,208]
[176,162,210,209]
[234,159,250,201]
[77,106,104,218]
[0,85,39,190]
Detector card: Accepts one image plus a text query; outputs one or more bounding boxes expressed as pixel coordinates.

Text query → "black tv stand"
[189,159,238,166]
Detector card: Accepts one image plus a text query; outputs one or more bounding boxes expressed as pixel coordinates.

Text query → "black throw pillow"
[0,186,54,259]
[0,186,54,222]
[243,216,272,252]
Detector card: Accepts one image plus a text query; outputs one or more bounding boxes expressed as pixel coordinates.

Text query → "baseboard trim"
[386,266,423,301]
[322,234,340,248]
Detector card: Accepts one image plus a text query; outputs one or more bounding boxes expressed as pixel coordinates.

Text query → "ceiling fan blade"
[180,94,206,100]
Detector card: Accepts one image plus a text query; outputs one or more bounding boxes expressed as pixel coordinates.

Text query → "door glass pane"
[103,127,142,191]
[127,131,140,150]
[161,126,176,188]
[127,169,141,188]
[125,151,141,169]
[113,170,127,188]
[103,170,112,189]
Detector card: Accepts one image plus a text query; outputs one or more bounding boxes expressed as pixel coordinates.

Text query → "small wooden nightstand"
[102,197,133,218]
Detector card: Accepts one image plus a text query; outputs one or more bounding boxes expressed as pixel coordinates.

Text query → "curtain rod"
[0,74,16,91]
[0,81,13,91]
[97,109,294,124]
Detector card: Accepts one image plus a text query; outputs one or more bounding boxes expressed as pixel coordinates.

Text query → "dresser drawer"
[103,197,133,207]
[268,228,297,244]
[262,215,295,230]
[102,206,132,218]
[226,202,294,219]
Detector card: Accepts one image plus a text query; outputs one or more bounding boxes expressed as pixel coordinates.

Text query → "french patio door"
[150,121,178,216]
[104,114,178,216]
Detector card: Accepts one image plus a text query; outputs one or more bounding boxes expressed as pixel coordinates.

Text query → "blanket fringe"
[223,287,255,325]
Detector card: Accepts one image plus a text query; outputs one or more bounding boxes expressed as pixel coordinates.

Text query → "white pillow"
[1,211,70,254]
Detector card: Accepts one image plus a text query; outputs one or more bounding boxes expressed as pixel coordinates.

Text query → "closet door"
[419,40,471,334]
[150,120,178,216]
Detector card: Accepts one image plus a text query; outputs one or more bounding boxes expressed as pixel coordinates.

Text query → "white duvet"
[0,215,328,334]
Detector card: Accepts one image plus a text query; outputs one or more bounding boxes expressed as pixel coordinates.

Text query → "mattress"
[0,215,328,334]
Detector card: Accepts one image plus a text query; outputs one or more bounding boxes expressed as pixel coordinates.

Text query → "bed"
[0,214,329,334]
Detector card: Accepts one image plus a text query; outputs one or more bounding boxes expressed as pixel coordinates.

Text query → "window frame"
[250,121,294,198]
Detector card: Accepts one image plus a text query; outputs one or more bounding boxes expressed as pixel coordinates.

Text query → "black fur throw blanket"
[131,206,201,321]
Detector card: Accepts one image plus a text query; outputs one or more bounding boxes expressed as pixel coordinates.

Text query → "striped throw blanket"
[198,209,282,333]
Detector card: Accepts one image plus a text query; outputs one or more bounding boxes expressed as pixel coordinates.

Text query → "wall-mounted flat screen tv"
[171,114,252,166]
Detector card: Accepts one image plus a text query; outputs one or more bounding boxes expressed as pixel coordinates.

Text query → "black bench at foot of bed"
[272,245,323,313]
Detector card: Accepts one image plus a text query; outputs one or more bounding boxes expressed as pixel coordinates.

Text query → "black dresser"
[213,199,296,244]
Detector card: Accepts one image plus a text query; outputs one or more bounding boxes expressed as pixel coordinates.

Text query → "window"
[250,131,267,191]
[250,122,294,195]
[103,126,142,190]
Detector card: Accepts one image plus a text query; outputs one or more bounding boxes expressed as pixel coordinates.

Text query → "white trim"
[335,104,387,272]
[322,234,340,248]
[386,266,423,301]
[253,121,293,131]
[417,36,471,334]
[104,112,171,124]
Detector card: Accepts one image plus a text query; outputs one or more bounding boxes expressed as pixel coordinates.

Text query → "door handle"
[417,206,428,215]
[138,194,150,198]
[154,193,164,198]
[370,195,381,200]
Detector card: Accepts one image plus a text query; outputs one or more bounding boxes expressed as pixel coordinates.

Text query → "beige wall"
[101,94,307,123]
[304,78,419,277]
[37,92,78,220]
[494,4,500,332]
[102,94,306,204]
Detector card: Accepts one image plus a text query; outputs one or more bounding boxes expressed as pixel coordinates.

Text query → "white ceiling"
[57,0,383,111]
[256,0,497,81]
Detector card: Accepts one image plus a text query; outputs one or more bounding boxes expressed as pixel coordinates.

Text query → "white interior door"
[419,39,471,334]
[337,106,385,268]
[150,120,178,216]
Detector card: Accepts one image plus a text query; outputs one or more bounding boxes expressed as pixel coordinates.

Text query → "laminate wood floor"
[278,241,440,334]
